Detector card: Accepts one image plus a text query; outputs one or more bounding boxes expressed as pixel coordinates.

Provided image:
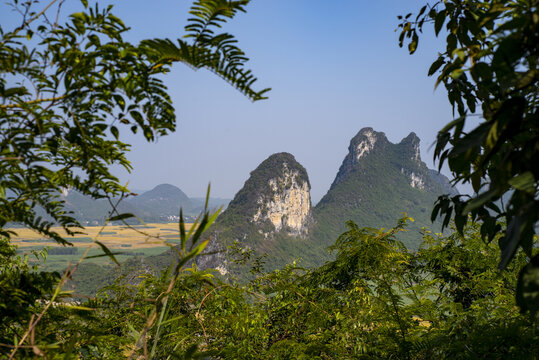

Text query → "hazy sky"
[2,0,463,203]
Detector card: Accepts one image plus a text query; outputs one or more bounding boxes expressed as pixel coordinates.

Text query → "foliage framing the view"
[2,217,537,358]
[397,0,538,313]
[0,0,269,245]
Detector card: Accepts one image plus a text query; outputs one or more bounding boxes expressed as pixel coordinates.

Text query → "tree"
[397,0,538,314]
[0,0,269,244]
[0,1,269,356]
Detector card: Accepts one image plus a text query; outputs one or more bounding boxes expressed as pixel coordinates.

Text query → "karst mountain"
[312,127,457,249]
[68,127,459,293]
[198,128,456,272]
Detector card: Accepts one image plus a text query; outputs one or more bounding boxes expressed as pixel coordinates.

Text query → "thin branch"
[13,0,59,36]
[0,95,67,109]
[8,218,115,358]
[54,0,65,29]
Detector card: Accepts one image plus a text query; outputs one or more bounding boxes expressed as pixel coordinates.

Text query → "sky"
[1,0,463,203]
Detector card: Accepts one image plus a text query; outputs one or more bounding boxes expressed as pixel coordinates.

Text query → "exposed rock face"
[252,163,311,235]
[221,152,312,237]
[196,152,313,273]
[332,127,389,188]
[410,172,425,189]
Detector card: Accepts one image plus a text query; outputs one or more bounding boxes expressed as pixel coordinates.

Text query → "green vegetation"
[47,247,78,255]
[0,0,536,357]
[17,245,170,273]
[398,0,538,312]
[313,130,453,252]
[2,218,537,358]
[0,0,268,244]
[70,237,93,243]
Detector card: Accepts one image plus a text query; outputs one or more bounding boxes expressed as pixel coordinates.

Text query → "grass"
[19,245,173,272]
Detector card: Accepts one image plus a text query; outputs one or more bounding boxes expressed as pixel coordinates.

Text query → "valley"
[11,223,190,272]
[11,127,461,288]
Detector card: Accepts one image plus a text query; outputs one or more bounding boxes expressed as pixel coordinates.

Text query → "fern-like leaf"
[142,0,270,101]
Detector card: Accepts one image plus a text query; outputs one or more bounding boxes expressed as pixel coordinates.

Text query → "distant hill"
[55,184,230,225]
[127,184,193,221]
[61,191,146,226]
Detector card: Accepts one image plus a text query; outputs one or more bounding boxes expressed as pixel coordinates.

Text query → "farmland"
[10,223,191,272]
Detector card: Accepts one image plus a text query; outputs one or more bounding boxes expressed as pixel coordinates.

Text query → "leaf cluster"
[397,0,538,313]
[0,0,268,248]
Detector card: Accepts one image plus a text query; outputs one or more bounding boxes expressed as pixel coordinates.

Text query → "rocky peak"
[351,127,379,161]
[252,153,311,236]
[331,127,388,188]
[221,152,312,237]
[399,132,421,162]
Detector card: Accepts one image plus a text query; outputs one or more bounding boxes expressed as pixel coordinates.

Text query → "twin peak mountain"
[208,128,457,270]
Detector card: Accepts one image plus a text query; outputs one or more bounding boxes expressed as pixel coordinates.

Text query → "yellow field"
[9,223,193,249]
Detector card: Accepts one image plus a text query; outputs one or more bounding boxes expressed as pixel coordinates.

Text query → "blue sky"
[2,0,462,203]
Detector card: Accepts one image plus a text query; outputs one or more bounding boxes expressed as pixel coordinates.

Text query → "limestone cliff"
[197,152,313,273]
[252,163,311,236]
[219,152,312,237]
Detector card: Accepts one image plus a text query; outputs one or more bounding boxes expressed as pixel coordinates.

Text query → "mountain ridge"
[66,127,459,295]
[56,185,231,225]
[312,127,456,249]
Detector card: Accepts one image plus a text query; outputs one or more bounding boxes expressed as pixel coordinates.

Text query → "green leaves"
[3,216,537,357]
[1,1,174,241]
[517,255,539,316]
[399,0,538,313]
[508,172,535,195]
[428,57,445,76]
[93,240,120,265]
[0,0,267,246]
[108,213,135,222]
[434,10,446,36]
[142,0,270,102]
